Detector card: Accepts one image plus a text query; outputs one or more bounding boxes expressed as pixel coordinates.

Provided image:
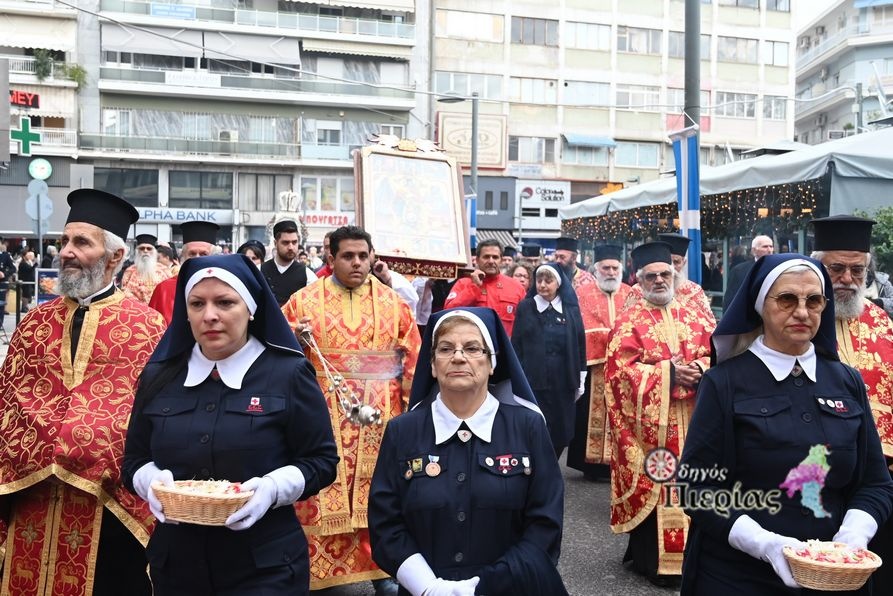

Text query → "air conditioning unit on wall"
[218,130,239,142]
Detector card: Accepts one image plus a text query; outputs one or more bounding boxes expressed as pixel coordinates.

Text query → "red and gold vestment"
[624,280,715,326]
[120,262,173,304]
[605,297,714,575]
[0,292,165,595]
[147,275,178,325]
[281,276,420,589]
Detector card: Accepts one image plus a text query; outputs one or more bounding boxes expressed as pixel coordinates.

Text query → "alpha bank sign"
[138,208,234,225]
[516,179,571,208]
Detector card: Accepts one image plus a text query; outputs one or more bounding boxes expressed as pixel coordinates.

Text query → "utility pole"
[856,82,864,133]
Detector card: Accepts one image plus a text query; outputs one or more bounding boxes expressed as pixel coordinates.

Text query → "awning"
[9,84,76,118]
[203,32,301,65]
[476,229,517,249]
[101,23,203,58]
[854,0,893,8]
[283,0,415,11]
[1,14,76,52]
[562,133,616,149]
[301,38,412,59]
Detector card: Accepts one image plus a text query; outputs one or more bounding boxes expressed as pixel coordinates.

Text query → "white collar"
[748,335,817,382]
[432,393,499,445]
[184,335,266,389]
[78,282,115,306]
[533,294,563,313]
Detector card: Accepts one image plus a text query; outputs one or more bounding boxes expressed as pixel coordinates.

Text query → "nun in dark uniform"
[511,263,586,458]
[369,307,568,596]
[122,253,338,595]
[680,254,893,595]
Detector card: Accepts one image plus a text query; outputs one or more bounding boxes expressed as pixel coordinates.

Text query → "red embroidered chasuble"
[121,262,174,304]
[281,276,421,589]
[147,274,178,325]
[0,292,165,595]
[605,298,714,575]
[623,280,716,326]
[835,301,893,459]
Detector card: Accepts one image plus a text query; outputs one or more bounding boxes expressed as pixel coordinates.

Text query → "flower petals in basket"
[152,480,254,526]
[783,541,882,591]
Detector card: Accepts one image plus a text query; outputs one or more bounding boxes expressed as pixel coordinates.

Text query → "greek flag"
[670,126,701,284]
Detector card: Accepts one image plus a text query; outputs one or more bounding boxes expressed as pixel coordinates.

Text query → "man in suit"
[721,235,774,311]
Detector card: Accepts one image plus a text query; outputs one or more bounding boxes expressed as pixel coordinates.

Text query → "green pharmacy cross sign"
[10,117,41,157]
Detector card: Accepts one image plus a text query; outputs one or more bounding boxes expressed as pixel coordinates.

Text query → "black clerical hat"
[631,242,672,271]
[555,236,579,252]
[135,234,157,247]
[594,244,623,262]
[657,233,691,257]
[273,219,298,237]
[180,221,219,244]
[503,246,517,258]
[810,215,875,252]
[521,244,541,258]
[66,189,139,241]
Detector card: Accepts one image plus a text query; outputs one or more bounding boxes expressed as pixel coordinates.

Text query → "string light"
[562,177,823,243]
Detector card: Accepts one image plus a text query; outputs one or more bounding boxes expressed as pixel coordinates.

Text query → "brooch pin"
[425,455,441,477]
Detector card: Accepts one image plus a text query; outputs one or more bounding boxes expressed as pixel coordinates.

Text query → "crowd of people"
[1,188,892,595]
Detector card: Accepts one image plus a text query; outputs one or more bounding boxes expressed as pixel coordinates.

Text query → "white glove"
[225,476,277,531]
[422,577,480,596]
[576,371,587,401]
[728,514,805,588]
[132,462,176,523]
[833,509,878,550]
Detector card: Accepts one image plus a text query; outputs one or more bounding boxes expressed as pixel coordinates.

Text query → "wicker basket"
[783,542,882,591]
[152,480,254,526]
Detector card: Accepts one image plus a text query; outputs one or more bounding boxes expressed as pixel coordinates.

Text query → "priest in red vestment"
[0,190,167,596]
[147,221,218,324]
[811,215,893,592]
[281,225,421,594]
[120,233,174,303]
[606,241,714,586]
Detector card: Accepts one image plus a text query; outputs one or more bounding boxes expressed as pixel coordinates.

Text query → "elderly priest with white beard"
[120,233,174,303]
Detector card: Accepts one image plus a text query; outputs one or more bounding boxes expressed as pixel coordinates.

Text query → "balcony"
[797,22,893,71]
[34,127,77,147]
[4,54,58,79]
[99,0,414,41]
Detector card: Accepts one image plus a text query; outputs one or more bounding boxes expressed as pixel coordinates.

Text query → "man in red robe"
[120,233,174,303]
[281,225,420,594]
[606,241,714,586]
[811,215,893,591]
[0,190,167,596]
[147,221,218,324]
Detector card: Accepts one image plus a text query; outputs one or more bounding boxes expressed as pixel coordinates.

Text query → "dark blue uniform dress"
[680,351,893,596]
[369,399,565,596]
[123,349,338,596]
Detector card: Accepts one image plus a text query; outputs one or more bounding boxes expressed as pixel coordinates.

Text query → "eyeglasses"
[434,345,491,359]
[826,263,866,278]
[767,292,827,313]
[643,271,673,283]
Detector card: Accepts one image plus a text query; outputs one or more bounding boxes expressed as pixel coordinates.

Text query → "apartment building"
[3,0,428,248]
[794,0,893,145]
[431,0,795,249]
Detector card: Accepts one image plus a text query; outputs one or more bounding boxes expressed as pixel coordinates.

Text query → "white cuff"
[728,514,763,555]
[834,509,878,548]
[396,553,437,596]
[133,461,161,502]
[264,465,306,508]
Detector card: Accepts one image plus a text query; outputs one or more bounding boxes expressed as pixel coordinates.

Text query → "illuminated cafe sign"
[9,90,40,108]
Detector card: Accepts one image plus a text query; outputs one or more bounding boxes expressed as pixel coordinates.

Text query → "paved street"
[0,316,674,595]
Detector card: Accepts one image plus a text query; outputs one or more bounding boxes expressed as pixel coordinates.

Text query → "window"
[511,17,559,46]
[762,40,789,67]
[183,113,211,140]
[434,71,503,100]
[380,124,405,137]
[615,142,659,168]
[615,84,660,111]
[763,95,786,120]
[249,117,278,143]
[315,121,342,146]
[565,22,611,51]
[435,10,503,42]
[508,137,555,163]
[719,0,758,7]
[617,27,662,55]
[102,109,131,135]
[238,173,293,211]
[169,171,233,210]
[509,77,557,104]
[562,144,609,166]
[102,51,131,65]
[714,91,757,118]
[667,89,711,112]
[500,191,508,210]
[564,81,610,106]
[132,54,184,71]
[94,168,159,208]
[299,176,354,212]
[484,190,493,210]
[669,32,712,59]
[717,36,758,64]
[768,0,790,11]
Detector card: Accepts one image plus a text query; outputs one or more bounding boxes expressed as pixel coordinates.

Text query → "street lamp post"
[437,92,479,197]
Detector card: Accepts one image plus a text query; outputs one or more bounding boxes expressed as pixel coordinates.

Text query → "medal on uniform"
[522,456,531,475]
[457,429,472,442]
[404,468,413,480]
[411,458,423,473]
[485,456,494,467]
[425,455,441,477]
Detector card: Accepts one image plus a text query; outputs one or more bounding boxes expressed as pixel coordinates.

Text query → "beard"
[559,261,575,279]
[596,276,620,293]
[834,283,866,319]
[674,268,687,289]
[135,251,158,278]
[644,285,674,306]
[58,255,110,299]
